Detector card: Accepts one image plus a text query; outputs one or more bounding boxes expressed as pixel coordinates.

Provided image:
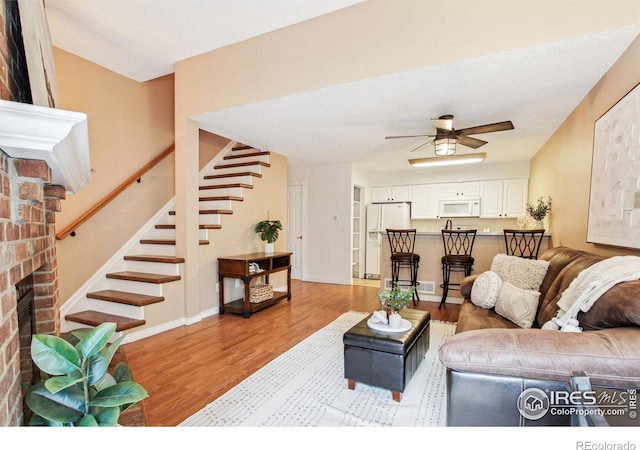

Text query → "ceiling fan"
[385,115,514,156]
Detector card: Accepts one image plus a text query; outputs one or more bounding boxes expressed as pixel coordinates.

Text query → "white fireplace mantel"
[0,99,90,193]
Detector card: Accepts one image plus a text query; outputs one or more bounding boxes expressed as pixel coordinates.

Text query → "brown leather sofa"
[438,246,640,426]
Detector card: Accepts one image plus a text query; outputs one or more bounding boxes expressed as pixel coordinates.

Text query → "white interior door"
[287,184,304,279]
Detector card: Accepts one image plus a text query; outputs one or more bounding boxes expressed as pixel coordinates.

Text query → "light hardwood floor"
[120,280,461,426]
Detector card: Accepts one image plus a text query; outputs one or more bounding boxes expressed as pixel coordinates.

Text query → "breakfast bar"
[378,230,552,304]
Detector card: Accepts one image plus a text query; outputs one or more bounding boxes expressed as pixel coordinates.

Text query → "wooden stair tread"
[155,224,221,230]
[87,289,164,306]
[198,209,232,215]
[198,195,244,202]
[223,151,270,159]
[199,183,253,190]
[214,161,270,170]
[204,172,261,180]
[124,254,186,263]
[139,239,209,245]
[106,271,181,283]
[65,310,145,332]
[232,145,253,150]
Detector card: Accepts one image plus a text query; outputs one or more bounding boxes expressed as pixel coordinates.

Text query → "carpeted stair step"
[65,310,145,332]
[87,289,164,306]
[204,171,262,180]
[106,271,181,283]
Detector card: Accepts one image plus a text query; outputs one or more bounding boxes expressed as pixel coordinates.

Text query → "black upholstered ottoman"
[343,309,430,401]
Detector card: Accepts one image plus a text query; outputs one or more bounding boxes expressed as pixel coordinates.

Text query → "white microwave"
[439,199,480,218]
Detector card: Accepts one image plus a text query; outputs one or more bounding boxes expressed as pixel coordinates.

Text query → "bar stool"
[386,229,420,305]
[503,229,545,259]
[440,229,477,309]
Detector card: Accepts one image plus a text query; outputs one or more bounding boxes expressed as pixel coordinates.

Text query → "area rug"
[179,311,456,427]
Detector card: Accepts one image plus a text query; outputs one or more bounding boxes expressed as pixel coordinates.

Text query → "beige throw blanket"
[542,255,640,332]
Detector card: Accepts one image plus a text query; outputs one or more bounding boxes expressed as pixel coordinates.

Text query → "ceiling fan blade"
[432,117,453,131]
[385,134,435,140]
[409,139,434,152]
[456,120,514,136]
[457,134,488,149]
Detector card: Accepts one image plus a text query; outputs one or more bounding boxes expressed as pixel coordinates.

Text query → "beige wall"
[529,36,640,258]
[54,48,176,302]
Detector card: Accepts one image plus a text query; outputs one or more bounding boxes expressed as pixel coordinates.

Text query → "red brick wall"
[0,150,65,426]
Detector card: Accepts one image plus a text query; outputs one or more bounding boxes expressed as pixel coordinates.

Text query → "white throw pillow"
[470,271,503,309]
[494,281,541,328]
[490,254,550,291]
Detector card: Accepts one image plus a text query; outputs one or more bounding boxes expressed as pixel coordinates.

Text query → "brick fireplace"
[0,150,66,426]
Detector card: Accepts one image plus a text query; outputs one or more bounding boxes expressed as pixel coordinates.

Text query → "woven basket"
[249,284,273,303]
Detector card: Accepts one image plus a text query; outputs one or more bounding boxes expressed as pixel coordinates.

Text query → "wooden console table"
[218,252,292,318]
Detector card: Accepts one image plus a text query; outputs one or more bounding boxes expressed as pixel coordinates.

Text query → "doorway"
[287,184,304,279]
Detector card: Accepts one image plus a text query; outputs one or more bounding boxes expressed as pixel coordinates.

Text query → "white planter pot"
[389,312,402,329]
[264,243,274,254]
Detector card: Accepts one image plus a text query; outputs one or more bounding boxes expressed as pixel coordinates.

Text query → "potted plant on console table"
[255,219,283,255]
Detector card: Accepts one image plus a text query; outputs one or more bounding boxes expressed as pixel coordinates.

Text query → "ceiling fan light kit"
[409,152,486,168]
[386,114,514,158]
[434,138,457,156]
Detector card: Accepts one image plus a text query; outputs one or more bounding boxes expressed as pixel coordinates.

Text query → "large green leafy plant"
[255,219,283,243]
[24,322,148,426]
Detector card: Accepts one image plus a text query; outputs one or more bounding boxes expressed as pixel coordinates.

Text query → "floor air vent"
[383,279,436,295]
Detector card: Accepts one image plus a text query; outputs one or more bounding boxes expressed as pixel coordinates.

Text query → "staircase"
[64,144,271,333]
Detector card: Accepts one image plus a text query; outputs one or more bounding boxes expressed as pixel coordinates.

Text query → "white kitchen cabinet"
[371,185,412,203]
[480,178,528,218]
[411,184,441,219]
[439,182,480,199]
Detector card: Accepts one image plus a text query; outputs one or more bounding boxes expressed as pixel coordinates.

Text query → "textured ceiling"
[44,1,639,173]
[195,26,640,172]
[45,0,366,82]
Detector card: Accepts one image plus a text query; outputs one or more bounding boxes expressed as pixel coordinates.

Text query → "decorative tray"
[367,318,412,333]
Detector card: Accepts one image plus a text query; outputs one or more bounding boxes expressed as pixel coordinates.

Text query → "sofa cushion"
[455,301,519,333]
[494,282,540,328]
[470,271,502,309]
[578,280,640,330]
[490,254,549,291]
[438,327,640,388]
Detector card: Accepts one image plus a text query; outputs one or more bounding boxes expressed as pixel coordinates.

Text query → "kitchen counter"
[376,230,552,304]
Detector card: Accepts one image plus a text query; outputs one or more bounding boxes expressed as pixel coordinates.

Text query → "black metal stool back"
[440,229,477,308]
[386,229,420,305]
[503,229,545,259]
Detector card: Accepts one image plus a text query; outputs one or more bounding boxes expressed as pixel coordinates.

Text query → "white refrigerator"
[365,202,411,279]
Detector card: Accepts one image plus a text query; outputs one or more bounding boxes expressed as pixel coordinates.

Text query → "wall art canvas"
[587,83,640,249]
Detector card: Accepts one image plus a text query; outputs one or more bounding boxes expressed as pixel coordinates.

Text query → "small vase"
[535,220,544,229]
[389,312,402,329]
[264,243,274,254]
